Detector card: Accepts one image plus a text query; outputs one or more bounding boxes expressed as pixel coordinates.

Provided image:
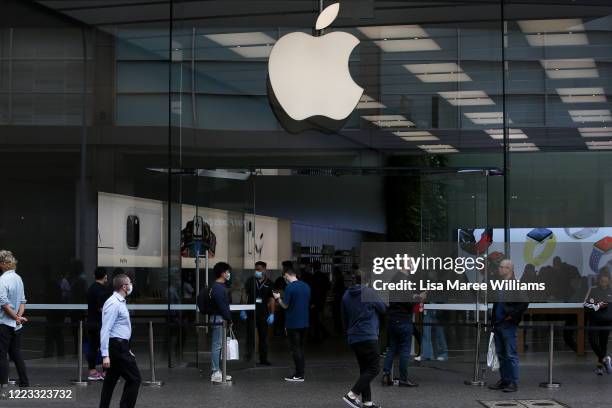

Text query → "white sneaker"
[604,356,612,374]
[436,356,448,362]
[211,371,232,382]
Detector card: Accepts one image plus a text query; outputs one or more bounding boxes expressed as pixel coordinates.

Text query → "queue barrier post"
[465,320,486,386]
[71,320,88,386]
[539,323,561,388]
[142,321,164,387]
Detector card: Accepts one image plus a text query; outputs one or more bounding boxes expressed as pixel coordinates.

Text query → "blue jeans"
[494,322,519,384]
[210,315,225,373]
[421,312,448,359]
[383,320,413,381]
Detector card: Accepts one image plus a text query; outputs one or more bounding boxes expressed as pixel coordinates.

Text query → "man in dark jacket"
[382,268,421,387]
[489,259,528,393]
[86,267,112,381]
[210,262,233,383]
[242,261,275,365]
[583,267,612,375]
[311,261,331,342]
[341,271,386,408]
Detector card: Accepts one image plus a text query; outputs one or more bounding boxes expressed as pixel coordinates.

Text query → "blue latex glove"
[240,311,247,321]
[267,314,274,325]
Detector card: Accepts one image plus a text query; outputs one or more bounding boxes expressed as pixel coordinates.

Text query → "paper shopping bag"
[226,328,240,360]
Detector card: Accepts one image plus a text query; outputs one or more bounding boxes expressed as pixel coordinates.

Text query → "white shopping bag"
[226,328,240,361]
[487,332,499,371]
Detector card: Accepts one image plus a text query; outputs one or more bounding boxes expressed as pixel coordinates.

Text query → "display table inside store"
[424,303,586,355]
[518,304,585,355]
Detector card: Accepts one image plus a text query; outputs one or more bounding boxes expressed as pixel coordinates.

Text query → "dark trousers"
[247,312,269,363]
[563,315,578,353]
[0,324,15,385]
[287,328,306,377]
[44,317,64,357]
[8,329,28,386]
[310,303,329,341]
[274,309,285,336]
[87,324,101,370]
[332,300,343,334]
[588,324,610,363]
[383,320,412,381]
[99,338,141,408]
[350,340,380,403]
[494,322,519,385]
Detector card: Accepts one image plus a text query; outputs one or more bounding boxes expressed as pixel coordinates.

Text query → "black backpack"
[197,286,215,315]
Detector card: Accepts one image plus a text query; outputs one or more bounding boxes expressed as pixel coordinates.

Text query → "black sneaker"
[502,383,518,393]
[363,403,381,408]
[398,379,419,387]
[342,394,361,408]
[381,373,392,386]
[488,380,508,390]
[284,375,304,382]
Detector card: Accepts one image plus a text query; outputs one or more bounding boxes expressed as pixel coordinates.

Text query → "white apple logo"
[268,2,364,122]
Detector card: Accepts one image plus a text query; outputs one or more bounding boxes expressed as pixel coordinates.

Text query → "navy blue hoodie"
[342,285,386,345]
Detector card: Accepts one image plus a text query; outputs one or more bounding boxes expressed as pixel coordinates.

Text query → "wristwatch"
[564,227,599,240]
[589,236,611,273]
[523,228,556,267]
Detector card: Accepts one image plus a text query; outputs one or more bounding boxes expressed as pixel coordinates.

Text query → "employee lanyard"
[256,278,268,297]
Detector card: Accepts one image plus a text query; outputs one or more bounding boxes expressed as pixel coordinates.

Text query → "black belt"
[110,338,129,344]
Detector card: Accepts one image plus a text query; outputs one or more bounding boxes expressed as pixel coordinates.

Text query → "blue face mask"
[255,271,263,279]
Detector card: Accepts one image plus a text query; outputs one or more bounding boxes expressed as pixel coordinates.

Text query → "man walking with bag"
[99,274,141,408]
[488,260,528,393]
[209,262,233,383]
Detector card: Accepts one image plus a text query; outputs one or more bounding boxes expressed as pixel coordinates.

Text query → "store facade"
[0,0,611,367]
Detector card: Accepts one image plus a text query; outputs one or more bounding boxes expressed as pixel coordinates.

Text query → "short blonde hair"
[0,250,17,269]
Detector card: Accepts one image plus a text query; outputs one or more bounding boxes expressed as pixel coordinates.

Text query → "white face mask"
[126,283,133,296]
[225,272,231,281]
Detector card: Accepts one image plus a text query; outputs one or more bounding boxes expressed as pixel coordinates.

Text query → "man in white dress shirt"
[99,274,141,408]
[0,250,27,387]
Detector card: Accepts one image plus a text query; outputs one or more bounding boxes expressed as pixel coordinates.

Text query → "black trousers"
[588,324,610,362]
[247,312,269,363]
[0,324,15,386]
[287,328,306,377]
[350,340,380,403]
[8,329,28,386]
[87,324,101,370]
[310,303,329,341]
[44,317,65,357]
[99,338,141,408]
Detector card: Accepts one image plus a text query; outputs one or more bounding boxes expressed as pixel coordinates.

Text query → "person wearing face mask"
[209,262,233,383]
[242,261,274,365]
[99,274,141,408]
